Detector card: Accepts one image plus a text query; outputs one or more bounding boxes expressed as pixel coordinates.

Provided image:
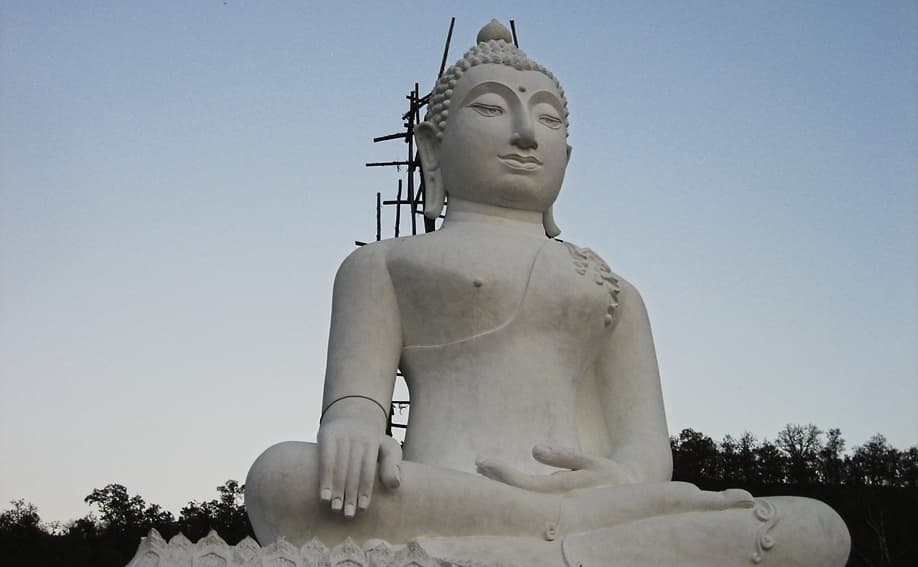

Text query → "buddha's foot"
[559,496,850,567]
[417,496,848,567]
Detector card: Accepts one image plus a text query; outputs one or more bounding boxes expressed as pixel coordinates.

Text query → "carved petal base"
[127,496,849,567]
[124,529,503,567]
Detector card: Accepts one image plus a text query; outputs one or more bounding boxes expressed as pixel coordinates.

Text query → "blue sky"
[1,1,915,523]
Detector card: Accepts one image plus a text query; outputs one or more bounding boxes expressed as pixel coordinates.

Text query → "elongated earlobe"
[542,145,571,237]
[415,122,446,220]
[543,206,561,238]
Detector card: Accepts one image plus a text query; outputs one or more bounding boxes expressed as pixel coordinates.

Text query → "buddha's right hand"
[317,415,402,519]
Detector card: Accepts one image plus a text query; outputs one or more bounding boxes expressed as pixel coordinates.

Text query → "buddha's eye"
[539,114,563,129]
[470,103,504,117]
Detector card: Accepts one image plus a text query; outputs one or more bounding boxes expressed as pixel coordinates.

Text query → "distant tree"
[849,434,901,486]
[0,499,44,537]
[754,439,787,485]
[0,500,55,566]
[671,428,719,484]
[178,480,252,544]
[819,428,846,485]
[717,434,739,483]
[64,514,99,540]
[83,484,175,537]
[735,432,759,485]
[776,423,823,484]
[899,447,918,489]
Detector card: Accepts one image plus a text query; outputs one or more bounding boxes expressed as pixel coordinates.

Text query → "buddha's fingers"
[378,436,402,490]
[663,482,755,512]
[317,435,335,503]
[477,458,529,487]
[357,445,376,511]
[532,444,598,470]
[719,488,756,508]
[476,458,569,492]
[331,438,349,511]
[343,442,364,518]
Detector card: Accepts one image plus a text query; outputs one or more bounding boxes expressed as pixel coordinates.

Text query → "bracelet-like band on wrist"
[320,394,389,423]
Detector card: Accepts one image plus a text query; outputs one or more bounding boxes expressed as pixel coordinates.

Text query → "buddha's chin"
[447,174,561,211]
[491,181,560,211]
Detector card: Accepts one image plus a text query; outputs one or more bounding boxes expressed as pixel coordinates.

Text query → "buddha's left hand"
[476,444,640,493]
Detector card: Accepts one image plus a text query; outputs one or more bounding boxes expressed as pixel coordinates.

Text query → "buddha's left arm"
[595,278,674,483]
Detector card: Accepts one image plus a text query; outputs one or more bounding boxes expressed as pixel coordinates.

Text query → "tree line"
[671,424,917,488]
[2,424,915,566]
[0,480,251,566]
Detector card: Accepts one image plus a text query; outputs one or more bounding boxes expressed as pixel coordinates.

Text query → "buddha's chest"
[388,235,620,348]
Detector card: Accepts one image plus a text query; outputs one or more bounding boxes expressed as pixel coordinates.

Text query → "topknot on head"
[477,19,513,44]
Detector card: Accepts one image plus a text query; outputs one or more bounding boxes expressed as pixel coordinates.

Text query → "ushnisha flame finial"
[477,19,513,44]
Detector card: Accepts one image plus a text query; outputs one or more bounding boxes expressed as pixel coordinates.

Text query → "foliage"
[776,423,823,484]
[848,434,902,487]
[671,425,916,489]
[84,484,177,538]
[177,480,250,543]
[0,499,42,537]
[0,481,252,567]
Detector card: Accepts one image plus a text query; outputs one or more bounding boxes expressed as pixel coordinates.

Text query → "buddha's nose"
[510,114,538,150]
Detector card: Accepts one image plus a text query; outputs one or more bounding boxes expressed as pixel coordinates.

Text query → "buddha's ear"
[542,145,571,238]
[543,207,561,238]
[415,122,446,220]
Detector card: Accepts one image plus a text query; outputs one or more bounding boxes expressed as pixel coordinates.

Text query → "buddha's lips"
[498,154,543,170]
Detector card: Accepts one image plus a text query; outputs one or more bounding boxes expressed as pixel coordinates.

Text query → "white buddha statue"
[245,20,850,566]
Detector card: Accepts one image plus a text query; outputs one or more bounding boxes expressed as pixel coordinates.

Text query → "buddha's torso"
[383,221,621,474]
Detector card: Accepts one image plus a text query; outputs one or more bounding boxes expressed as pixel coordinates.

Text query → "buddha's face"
[435,63,570,212]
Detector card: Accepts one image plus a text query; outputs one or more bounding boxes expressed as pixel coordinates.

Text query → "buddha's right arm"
[317,244,403,517]
[322,244,402,410]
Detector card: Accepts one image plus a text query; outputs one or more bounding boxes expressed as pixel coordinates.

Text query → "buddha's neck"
[441,198,546,238]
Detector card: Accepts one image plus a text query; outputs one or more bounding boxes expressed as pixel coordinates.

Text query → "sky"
[1,1,916,524]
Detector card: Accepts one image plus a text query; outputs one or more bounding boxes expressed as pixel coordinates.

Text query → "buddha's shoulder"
[348,230,497,261]
[335,234,437,276]
[334,240,394,280]
[546,238,641,298]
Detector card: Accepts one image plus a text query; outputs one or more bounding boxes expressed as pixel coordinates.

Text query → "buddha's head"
[416,20,571,237]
